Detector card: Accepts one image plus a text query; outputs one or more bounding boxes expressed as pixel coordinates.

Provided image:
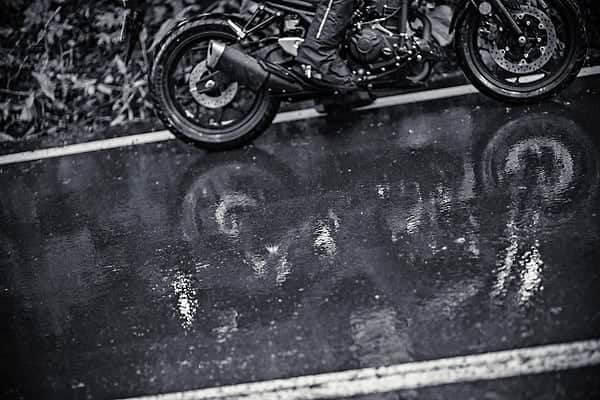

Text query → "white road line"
[271,84,480,124]
[2,66,600,167]
[0,131,175,166]
[578,65,600,77]
[121,339,600,400]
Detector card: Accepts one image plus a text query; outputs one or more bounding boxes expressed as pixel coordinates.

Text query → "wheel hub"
[189,61,238,109]
[489,6,558,74]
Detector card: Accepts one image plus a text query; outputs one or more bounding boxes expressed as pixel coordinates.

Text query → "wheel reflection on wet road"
[1,77,600,400]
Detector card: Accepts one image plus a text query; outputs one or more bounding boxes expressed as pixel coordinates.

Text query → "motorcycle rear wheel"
[150,18,280,150]
[456,0,587,104]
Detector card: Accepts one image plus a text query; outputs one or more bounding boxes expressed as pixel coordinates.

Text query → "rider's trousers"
[297,0,355,81]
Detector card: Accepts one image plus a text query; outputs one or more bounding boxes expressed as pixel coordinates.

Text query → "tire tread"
[455,0,588,104]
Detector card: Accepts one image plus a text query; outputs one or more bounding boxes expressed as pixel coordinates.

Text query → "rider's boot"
[296,0,357,91]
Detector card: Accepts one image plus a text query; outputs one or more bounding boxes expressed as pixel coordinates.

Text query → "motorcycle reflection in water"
[167,109,598,365]
[480,115,599,307]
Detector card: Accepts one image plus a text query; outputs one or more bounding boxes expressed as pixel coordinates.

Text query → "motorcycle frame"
[227,0,523,42]
[208,0,525,102]
[121,0,527,103]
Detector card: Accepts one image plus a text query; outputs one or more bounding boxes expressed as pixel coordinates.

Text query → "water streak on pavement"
[1,77,600,399]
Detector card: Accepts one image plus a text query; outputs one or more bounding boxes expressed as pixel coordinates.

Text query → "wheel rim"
[465,0,577,93]
[481,114,599,224]
[161,31,266,143]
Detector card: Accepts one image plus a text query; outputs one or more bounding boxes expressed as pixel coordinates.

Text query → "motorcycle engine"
[349,27,387,64]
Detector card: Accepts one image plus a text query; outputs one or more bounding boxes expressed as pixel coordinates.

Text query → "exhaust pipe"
[206,41,305,95]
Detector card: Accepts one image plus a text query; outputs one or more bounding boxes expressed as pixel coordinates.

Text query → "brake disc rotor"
[189,61,238,109]
[489,6,558,74]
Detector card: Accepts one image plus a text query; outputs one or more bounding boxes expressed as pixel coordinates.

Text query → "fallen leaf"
[96,84,113,95]
[18,93,35,122]
[114,55,127,76]
[149,19,177,51]
[0,132,16,142]
[110,114,126,126]
[32,71,56,102]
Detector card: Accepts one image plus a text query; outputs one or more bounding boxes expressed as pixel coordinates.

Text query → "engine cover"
[349,28,386,64]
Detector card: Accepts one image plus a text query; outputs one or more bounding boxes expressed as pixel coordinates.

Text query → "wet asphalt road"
[2,76,600,400]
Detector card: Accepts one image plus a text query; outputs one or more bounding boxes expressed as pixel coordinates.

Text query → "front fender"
[450,0,477,34]
[450,0,523,34]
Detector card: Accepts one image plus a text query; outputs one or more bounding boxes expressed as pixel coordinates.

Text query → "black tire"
[478,112,599,225]
[455,0,588,104]
[176,148,300,242]
[150,18,280,150]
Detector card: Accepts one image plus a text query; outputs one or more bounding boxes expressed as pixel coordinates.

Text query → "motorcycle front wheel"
[150,18,280,150]
[456,0,587,104]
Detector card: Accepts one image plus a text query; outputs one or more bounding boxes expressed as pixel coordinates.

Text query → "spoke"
[179,95,194,107]
[199,106,211,126]
[218,107,226,125]
[491,62,517,82]
[237,88,256,113]
[553,17,565,32]
[223,102,245,120]
[491,61,501,77]
[190,46,208,53]
[210,107,224,127]
[194,88,212,95]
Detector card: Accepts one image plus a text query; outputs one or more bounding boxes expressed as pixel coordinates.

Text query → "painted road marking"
[2,66,600,167]
[121,339,600,400]
[0,131,175,166]
[272,84,479,124]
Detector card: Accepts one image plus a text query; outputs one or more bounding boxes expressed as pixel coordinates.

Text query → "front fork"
[396,0,522,42]
[474,0,524,36]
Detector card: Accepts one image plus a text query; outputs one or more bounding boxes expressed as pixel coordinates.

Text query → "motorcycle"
[121,0,588,149]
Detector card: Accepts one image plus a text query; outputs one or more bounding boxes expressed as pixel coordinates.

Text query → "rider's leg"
[297,0,356,88]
